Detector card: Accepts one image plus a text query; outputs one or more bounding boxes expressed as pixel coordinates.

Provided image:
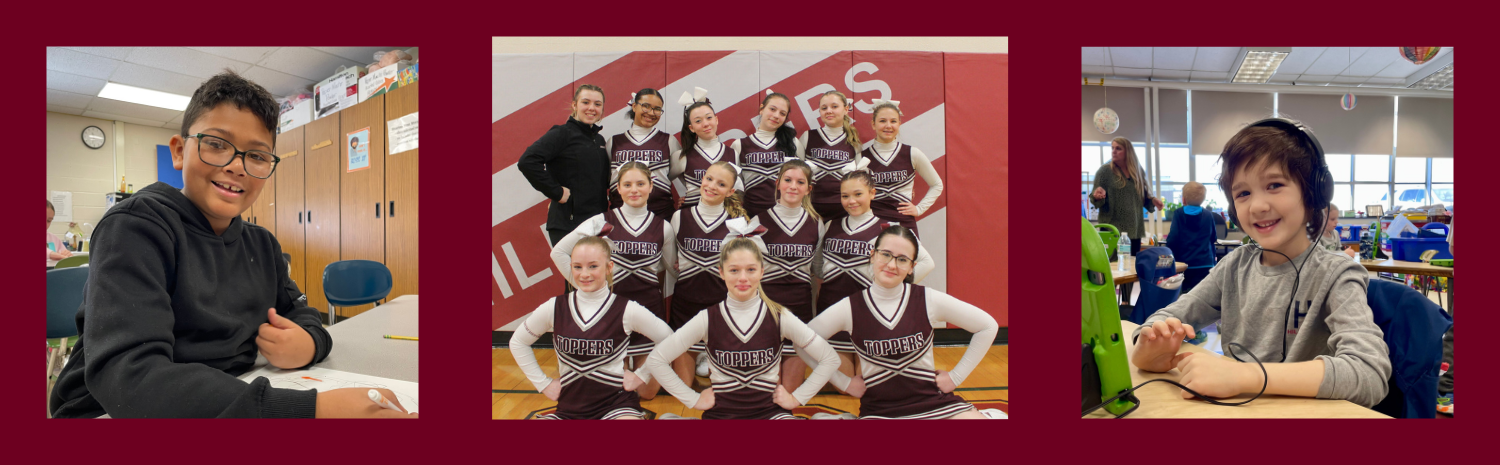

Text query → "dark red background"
[6,1,1487,460]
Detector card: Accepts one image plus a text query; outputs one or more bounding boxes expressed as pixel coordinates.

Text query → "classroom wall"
[46,111,179,238]
[493,37,1008,54]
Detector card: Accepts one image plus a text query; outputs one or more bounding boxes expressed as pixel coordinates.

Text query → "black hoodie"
[49,182,333,418]
[517,116,610,234]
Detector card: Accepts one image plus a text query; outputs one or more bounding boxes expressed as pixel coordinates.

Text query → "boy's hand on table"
[315,388,417,418]
[1175,352,1262,400]
[1132,318,1194,373]
[257,308,315,369]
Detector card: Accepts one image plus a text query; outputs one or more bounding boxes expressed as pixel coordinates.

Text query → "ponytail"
[822,90,861,150]
[723,191,748,220]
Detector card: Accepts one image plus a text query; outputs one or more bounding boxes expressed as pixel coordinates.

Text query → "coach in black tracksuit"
[519,115,611,247]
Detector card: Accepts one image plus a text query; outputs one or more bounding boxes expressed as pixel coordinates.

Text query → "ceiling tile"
[47,47,122,80]
[1190,71,1229,82]
[1153,47,1197,70]
[1295,78,1333,86]
[1109,48,1153,68]
[1304,47,1355,75]
[1192,47,1240,72]
[47,89,94,108]
[108,62,204,96]
[61,47,134,61]
[82,110,168,127]
[1081,65,1111,76]
[1342,51,1397,77]
[1375,58,1425,78]
[1268,74,1300,82]
[259,47,364,81]
[312,47,401,64]
[1082,47,1106,65]
[1113,67,1152,77]
[1299,74,1336,81]
[47,104,86,115]
[1332,76,1368,84]
[124,47,254,79]
[47,70,107,95]
[87,97,184,122]
[168,113,184,124]
[188,47,279,64]
[1152,69,1192,79]
[162,121,179,129]
[1273,47,1326,75]
[1364,77,1406,85]
[241,66,318,97]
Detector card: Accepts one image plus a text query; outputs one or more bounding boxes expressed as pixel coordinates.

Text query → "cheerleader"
[816,170,935,379]
[731,90,800,217]
[864,100,944,236]
[607,89,680,221]
[550,162,677,398]
[798,90,862,222]
[668,160,750,383]
[646,235,841,419]
[753,160,824,393]
[511,236,676,419]
[801,225,999,419]
[670,87,741,211]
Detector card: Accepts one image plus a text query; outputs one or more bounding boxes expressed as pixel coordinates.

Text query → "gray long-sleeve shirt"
[1134,245,1391,407]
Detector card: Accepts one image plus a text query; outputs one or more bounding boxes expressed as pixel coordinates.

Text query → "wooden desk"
[1360,259,1453,278]
[1112,256,1189,285]
[1085,321,1390,418]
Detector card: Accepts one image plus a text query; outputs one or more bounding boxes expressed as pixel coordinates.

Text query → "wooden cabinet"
[303,115,342,317]
[385,83,419,300]
[251,171,276,233]
[339,94,387,317]
[274,126,306,291]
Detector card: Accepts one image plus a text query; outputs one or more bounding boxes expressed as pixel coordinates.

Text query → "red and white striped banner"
[493,50,1004,331]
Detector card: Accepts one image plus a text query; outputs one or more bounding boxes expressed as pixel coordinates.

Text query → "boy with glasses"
[50,71,412,418]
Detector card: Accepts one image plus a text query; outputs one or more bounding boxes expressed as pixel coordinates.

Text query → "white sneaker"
[695,352,710,377]
[979,408,1008,419]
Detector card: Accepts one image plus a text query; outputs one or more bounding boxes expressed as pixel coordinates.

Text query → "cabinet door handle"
[389,201,395,217]
[376,203,381,218]
[308,210,312,223]
[299,211,303,224]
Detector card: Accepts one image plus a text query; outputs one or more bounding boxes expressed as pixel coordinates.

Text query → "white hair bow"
[678,87,709,106]
[840,157,872,174]
[630,92,637,103]
[721,217,768,249]
[766,89,774,96]
[871,99,902,111]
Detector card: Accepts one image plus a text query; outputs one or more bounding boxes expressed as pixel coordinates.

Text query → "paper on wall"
[240,365,419,413]
[50,191,73,223]
[388,112,418,155]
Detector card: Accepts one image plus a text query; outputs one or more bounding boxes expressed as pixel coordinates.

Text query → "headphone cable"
[1082,342,1269,418]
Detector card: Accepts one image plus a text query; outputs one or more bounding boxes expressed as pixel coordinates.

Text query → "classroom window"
[1392,183,1429,210]
[1431,158,1453,183]
[1201,183,1229,213]
[1431,184,1453,209]
[1158,146,1189,183]
[1393,158,1427,183]
[1354,154,1390,182]
[1159,183,1185,206]
[1082,144,1102,176]
[1326,154,1352,182]
[1194,155,1222,184]
[1354,184,1390,212]
[1331,184,1353,216]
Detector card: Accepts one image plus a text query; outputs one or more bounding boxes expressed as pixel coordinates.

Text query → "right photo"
[1080,47,1453,418]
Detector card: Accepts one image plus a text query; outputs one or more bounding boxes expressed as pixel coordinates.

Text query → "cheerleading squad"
[513,84,997,419]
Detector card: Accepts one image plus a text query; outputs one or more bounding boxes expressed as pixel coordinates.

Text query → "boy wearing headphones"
[1131,119,1391,408]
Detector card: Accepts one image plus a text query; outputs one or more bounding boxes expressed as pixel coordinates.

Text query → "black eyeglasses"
[874,249,914,268]
[188,133,280,179]
[636,103,664,114]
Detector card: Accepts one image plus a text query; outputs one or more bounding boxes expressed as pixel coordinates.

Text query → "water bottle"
[1117,232,1131,271]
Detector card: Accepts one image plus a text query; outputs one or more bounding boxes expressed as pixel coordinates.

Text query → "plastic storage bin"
[1391,224,1452,261]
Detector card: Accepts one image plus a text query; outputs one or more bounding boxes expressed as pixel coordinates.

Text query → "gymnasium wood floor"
[493,345,1008,419]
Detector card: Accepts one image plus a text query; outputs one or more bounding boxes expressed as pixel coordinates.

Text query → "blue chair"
[47,267,89,402]
[1127,247,1182,324]
[1367,279,1452,418]
[323,260,393,325]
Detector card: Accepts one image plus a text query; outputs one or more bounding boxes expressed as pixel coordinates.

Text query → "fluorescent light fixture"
[1407,64,1454,90]
[97,82,191,111]
[1232,47,1292,84]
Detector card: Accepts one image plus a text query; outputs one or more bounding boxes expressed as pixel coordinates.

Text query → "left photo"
[45,47,421,418]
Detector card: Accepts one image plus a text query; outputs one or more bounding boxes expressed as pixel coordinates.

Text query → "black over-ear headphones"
[1224,118,1333,364]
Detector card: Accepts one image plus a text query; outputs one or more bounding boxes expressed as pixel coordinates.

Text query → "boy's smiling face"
[170,103,274,234]
[1231,157,1310,264]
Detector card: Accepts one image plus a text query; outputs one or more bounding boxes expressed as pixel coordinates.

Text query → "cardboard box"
[358,61,415,102]
[280,98,314,130]
[315,66,366,119]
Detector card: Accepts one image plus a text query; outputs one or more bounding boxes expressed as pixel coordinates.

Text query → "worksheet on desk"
[239,366,419,413]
